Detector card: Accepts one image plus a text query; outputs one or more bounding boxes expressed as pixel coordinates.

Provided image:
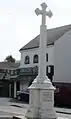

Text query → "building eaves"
[19,24,71,51]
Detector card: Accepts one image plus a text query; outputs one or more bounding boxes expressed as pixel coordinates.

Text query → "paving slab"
[55,107,71,115]
[0,98,71,119]
[0,116,12,119]
[12,115,68,119]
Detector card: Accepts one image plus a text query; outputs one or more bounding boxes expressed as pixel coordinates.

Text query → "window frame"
[46,53,48,62]
[24,55,30,64]
[33,54,38,63]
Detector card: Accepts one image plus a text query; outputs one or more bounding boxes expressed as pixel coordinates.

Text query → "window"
[33,55,38,63]
[49,65,54,75]
[14,70,17,75]
[46,65,54,75]
[24,56,30,64]
[9,70,11,74]
[46,53,48,62]
[11,70,13,75]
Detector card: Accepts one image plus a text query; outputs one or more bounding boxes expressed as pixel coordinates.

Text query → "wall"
[20,76,33,90]
[54,30,71,83]
[20,45,54,68]
[19,45,54,90]
[20,81,28,90]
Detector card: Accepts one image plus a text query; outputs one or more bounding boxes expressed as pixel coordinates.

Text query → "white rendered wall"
[54,30,71,83]
[20,45,54,68]
[20,81,29,90]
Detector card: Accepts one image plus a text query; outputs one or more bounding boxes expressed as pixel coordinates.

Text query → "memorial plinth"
[25,3,57,119]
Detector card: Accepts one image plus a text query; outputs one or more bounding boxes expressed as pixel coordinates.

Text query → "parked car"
[16,88,29,102]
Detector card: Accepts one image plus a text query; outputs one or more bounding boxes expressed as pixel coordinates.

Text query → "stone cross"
[35,3,53,81]
[35,3,53,25]
[25,3,57,119]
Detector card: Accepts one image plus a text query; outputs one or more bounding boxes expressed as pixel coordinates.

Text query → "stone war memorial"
[25,2,57,119]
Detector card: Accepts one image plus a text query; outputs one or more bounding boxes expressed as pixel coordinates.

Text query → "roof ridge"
[47,24,71,30]
[19,24,71,51]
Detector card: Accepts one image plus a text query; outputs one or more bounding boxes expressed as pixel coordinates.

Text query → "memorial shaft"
[38,24,47,79]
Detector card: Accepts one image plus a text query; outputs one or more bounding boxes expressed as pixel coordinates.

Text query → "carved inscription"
[43,92,52,102]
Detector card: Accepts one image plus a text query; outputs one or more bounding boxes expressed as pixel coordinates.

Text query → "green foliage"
[5,55,15,63]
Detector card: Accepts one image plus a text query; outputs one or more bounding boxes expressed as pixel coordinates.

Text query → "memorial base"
[25,76,57,119]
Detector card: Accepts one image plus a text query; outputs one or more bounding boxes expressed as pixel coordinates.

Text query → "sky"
[0,0,71,61]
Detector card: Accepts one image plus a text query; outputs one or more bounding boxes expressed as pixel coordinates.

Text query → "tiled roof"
[20,24,71,51]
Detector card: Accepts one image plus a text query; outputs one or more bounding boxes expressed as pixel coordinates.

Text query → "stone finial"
[41,3,47,10]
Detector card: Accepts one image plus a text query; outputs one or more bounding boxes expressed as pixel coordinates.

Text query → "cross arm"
[46,10,53,18]
[35,8,53,17]
[35,8,43,16]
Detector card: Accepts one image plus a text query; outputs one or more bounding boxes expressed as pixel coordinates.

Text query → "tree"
[5,55,15,63]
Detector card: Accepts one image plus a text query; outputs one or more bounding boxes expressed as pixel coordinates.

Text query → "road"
[0,98,71,118]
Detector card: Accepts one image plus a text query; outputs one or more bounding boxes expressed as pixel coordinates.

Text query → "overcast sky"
[0,0,71,61]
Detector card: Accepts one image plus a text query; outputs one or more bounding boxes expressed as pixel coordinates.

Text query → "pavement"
[55,107,71,115]
[0,98,71,119]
